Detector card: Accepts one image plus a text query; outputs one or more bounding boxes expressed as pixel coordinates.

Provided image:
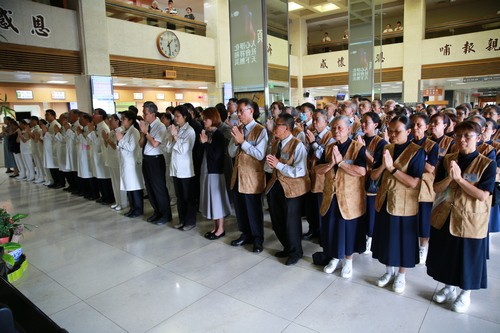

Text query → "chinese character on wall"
[320,59,328,69]
[439,44,451,56]
[0,7,20,33]
[337,57,346,67]
[486,38,500,51]
[462,41,475,54]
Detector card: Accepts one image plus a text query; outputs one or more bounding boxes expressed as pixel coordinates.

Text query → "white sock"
[386,266,395,275]
[460,290,471,298]
[396,272,406,280]
[343,258,353,268]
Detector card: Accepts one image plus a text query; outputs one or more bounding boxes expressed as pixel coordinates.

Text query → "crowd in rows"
[2,97,499,314]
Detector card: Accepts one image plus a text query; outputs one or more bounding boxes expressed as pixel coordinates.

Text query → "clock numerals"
[158,32,179,58]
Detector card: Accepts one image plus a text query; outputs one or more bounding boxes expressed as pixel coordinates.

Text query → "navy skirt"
[417,202,432,238]
[366,195,376,237]
[489,204,500,233]
[321,195,366,259]
[372,201,419,268]
[427,219,487,290]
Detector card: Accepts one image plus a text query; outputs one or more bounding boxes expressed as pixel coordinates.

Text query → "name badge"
[281,153,290,160]
[344,159,354,165]
[463,173,478,182]
[438,147,447,156]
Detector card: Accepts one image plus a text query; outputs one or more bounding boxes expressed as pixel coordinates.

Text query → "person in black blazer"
[199,107,231,239]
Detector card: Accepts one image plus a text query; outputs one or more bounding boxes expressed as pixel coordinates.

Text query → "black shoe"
[101,201,114,205]
[47,184,56,188]
[207,231,225,240]
[147,213,161,222]
[155,218,168,226]
[127,212,142,218]
[275,250,289,258]
[63,187,72,192]
[302,230,319,241]
[253,242,263,253]
[124,210,134,217]
[285,255,302,266]
[54,184,64,189]
[204,231,215,238]
[230,235,251,247]
[6,169,13,174]
[95,198,104,203]
[88,196,99,201]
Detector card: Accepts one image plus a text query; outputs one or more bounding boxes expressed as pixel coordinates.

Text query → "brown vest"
[477,142,495,157]
[292,126,303,138]
[375,142,421,216]
[308,130,333,193]
[434,135,454,158]
[320,140,366,219]
[418,139,437,202]
[230,124,266,194]
[431,152,493,239]
[265,137,310,198]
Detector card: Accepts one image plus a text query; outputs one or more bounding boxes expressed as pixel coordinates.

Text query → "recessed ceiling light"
[446,78,460,82]
[113,83,127,86]
[313,3,339,13]
[158,85,172,88]
[198,86,208,89]
[288,2,304,11]
[47,80,68,84]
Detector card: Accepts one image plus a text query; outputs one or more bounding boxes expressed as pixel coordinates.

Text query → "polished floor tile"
[2,172,500,332]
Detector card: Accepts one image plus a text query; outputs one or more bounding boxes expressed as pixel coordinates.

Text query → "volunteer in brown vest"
[357,112,387,253]
[318,115,367,279]
[265,113,310,266]
[484,105,500,142]
[483,118,500,234]
[338,101,362,140]
[303,109,333,241]
[427,121,495,313]
[410,113,439,265]
[429,113,454,164]
[371,115,425,294]
[228,98,268,253]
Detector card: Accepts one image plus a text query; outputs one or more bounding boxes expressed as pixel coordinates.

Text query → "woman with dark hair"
[429,113,454,163]
[199,107,231,239]
[1,117,17,174]
[358,112,387,252]
[318,115,367,278]
[168,105,197,231]
[410,113,439,264]
[427,121,495,313]
[8,121,23,178]
[116,111,144,218]
[371,115,425,293]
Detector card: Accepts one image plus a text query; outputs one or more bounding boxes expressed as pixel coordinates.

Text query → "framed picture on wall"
[113,92,120,100]
[16,90,33,100]
[133,93,144,100]
[51,91,66,100]
[156,93,165,100]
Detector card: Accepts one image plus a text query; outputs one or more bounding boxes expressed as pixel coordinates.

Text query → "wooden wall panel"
[291,76,298,88]
[0,43,81,74]
[422,58,500,79]
[303,67,403,88]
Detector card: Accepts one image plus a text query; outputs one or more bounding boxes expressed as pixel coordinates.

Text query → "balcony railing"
[105,0,207,36]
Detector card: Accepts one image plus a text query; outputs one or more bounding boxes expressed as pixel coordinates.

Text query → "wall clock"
[157,31,180,58]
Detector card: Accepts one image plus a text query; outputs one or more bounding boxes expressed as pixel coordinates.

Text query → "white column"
[289,16,308,105]
[402,0,426,103]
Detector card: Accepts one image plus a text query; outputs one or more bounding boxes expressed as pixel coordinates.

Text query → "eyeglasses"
[454,133,477,140]
[275,123,287,127]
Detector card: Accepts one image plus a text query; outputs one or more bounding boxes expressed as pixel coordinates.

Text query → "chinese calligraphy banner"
[229,0,266,93]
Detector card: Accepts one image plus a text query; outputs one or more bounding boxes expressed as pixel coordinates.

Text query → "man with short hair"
[358,100,372,115]
[226,98,239,126]
[43,109,64,188]
[265,113,310,265]
[139,101,172,224]
[229,98,268,253]
[62,109,81,193]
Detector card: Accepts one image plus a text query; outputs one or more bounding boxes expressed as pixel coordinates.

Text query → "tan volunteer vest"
[418,139,437,202]
[265,137,310,198]
[365,135,385,197]
[431,152,493,239]
[230,124,266,194]
[375,142,421,216]
[308,131,333,193]
[320,140,366,219]
[434,135,454,158]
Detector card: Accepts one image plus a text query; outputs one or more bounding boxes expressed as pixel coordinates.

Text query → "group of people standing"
[2,98,498,314]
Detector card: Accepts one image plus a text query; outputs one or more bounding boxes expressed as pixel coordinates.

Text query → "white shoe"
[433,286,457,304]
[341,262,353,279]
[419,246,428,265]
[323,258,340,274]
[392,275,406,293]
[43,181,51,186]
[25,178,35,182]
[34,179,45,184]
[451,293,471,313]
[110,204,118,209]
[377,273,395,287]
[364,237,372,254]
[15,176,26,180]
[114,205,123,211]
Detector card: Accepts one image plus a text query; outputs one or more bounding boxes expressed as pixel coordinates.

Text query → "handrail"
[105,0,207,36]
[426,15,499,33]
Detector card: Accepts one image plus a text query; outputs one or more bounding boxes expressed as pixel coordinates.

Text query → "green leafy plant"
[0,94,16,119]
[0,208,33,238]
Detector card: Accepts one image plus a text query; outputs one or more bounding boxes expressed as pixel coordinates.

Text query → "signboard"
[90,76,115,113]
[51,91,66,100]
[16,90,33,100]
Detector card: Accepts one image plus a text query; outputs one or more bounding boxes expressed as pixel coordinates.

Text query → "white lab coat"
[117,126,144,191]
[76,127,93,179]
[87,121,111,179]
[64,120,80,172]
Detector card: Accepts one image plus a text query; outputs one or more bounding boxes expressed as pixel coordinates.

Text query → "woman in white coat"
[116,111,144,218]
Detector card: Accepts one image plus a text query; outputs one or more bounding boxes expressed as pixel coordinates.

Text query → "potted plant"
[0,208,33,243]
[0,94,16,119]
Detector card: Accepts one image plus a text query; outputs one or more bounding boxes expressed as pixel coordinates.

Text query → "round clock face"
[157,31,180,58]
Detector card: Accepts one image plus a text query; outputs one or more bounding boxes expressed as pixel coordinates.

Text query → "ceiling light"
[47,80,68,84]
[198,86,208,89]
[313,3,340,13]
[113,83,126,86]
[288,2,304,11]
[158,85,172,88]
[446,78,460,82]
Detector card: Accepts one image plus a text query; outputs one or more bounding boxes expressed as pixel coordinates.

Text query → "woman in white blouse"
[116,111,144,218]
[167,105,197,231]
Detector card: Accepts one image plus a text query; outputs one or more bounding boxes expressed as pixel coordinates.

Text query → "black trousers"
[49,168,65,186]
[127,190,144,214]
[142,155,172,220]
[232,182,264,244]
[304,192,323,235]
[267,181,304,257]
[173,176,197,226]
[97,178,114,203]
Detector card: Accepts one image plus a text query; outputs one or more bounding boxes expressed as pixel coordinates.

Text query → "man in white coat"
[61,109,81,193]
[29,116,45,184]
[54,113,69,189]
[76,113,94,199]
[87,108,115,205]
[43,109,64,188]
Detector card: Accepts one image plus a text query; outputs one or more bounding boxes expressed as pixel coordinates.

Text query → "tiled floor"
[3,172,500,332]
